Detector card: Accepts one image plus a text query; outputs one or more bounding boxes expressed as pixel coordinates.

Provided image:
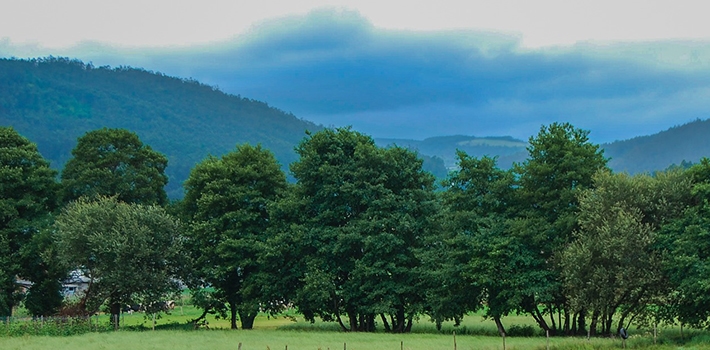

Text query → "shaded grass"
[2,307,710,349]
[2,329,710,350]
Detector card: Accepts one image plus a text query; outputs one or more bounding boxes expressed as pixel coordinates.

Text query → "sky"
[2,0,710,143]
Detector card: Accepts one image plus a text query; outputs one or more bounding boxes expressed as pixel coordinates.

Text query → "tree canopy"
[61,128,168,205]
[0,126,59,317]
[182,143,287,329]
[277,127,439,332]
[54,196,184,327]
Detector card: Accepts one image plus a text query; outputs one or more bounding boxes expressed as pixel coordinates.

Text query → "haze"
[3,0,710,143]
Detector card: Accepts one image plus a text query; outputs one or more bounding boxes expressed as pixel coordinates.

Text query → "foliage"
[658,158,710,328]
[54,196,184,326]
[0,126,59,317]
[19,221,67,317]
[436,153,520,334]
[182,144,287,329]
[279,127,439,332]
[61,128,168,205]
[0,57,322,198]
[561,170,692,335]
[512,122,608,335]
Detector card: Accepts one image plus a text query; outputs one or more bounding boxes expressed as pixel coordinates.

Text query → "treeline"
[0,57,449,198]
[1,123,709,336]
[0,57,321,198]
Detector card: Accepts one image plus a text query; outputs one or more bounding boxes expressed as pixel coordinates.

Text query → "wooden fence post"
[546,329,550,350]
[454,331,457,350]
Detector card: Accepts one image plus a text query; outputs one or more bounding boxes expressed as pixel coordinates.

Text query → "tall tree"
[280,128,438,332]
[61,128,168,205]
[182,144,287,329]
[0,127,59,317]
[657,158,710,329]
[55,196,184,327]
[435,153,519,335]
[513,122,608,335]
[560,170,692,336]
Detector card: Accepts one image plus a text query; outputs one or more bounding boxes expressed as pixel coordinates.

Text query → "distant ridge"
[603,118,710,173]
[377,119,710,174]
[375,135,527,170]
[0,57,322,198]
[2,57,708,196]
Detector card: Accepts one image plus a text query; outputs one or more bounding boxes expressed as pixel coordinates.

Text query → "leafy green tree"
[182,144,287,329]
[561,170,692,335]
[20,220,67,317]
[513,122,608,335]
[435,153,516,335]
[658,158,710,329]
[55,196,184,327]
[279,128,438,332]
[61,128,168,205]
[0,127,59,317]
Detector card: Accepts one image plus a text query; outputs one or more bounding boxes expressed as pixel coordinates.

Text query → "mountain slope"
[378,119,710,175]
[0,57,322,197]
[603,118,710,173]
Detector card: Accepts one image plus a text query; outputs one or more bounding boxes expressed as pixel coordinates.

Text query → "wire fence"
[1,315,109,336]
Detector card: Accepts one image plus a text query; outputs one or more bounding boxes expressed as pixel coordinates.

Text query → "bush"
[506,324,538,337]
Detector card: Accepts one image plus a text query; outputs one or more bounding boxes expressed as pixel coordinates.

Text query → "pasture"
[1,306,709,350]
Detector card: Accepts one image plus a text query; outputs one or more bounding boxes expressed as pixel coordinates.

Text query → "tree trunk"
[349,313,358,332]
[589,309,599,337]
[493,316,507,337]
[577,311,587,336]
[380,314,391,332]
[239,309,258,330]
[531,306,551,334]
[404,316,413,333]
[548,304,557,333]
[604,311,614,336]
[396,308,405,333]
[563,308,570,335]
[109,301,121,330]
[229,301,238,330]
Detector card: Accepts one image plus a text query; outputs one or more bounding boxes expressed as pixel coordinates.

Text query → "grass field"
[1,306,709,350]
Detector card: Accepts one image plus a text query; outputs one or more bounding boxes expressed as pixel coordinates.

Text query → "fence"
[2,315,106,336]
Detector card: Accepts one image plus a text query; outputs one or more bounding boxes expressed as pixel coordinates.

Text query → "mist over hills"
[1,57,708,198]
[379,119,710,174]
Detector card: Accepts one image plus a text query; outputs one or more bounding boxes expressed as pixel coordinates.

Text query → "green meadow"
[2,307,709,350]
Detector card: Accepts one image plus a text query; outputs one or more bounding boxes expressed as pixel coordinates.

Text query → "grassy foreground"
[2,329,710,350]
[1,306,709,349]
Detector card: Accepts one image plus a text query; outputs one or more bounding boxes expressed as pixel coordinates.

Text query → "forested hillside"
[0,57,322,197]
[603,118,710,173]
[379,119,710,175]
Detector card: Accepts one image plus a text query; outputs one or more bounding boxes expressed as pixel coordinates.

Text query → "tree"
[182,144,287,329]
[560,170,692,335]
[54,196,184,327]
[513,122,608,335]
[279,128,438,332]
[19,220,67,317]
[61,128,168,205]
[658,158,710,329]
[435,153,517,335]
[0,127,59,317]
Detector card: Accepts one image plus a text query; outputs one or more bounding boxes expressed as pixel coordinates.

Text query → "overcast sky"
[2,0,710,143]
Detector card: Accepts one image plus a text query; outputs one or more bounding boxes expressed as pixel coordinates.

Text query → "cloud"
[3,8,710,143]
